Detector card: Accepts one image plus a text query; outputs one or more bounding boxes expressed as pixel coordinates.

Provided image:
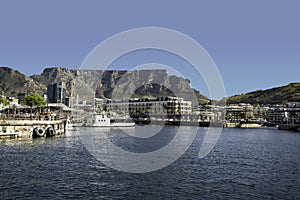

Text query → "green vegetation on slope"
[226,82,300,105]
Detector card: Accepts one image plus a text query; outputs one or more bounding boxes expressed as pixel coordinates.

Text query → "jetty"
[0,119,66,139]
[278,123,300,131]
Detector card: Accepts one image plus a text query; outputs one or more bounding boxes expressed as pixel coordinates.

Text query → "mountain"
[2,66,299,105]
[31,67,208,105]
[0,66,207,104]
[226,82,300,105]
[0,67,46,96]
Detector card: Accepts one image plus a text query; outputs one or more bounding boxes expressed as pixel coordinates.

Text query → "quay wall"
[223,122,239,128]
[0,120,66,138]
[278,124,300,131]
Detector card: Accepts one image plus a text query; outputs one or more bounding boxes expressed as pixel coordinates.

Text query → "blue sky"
[0,0,299,97]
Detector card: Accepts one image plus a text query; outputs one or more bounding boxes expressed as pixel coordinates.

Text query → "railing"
[0,115,66,121]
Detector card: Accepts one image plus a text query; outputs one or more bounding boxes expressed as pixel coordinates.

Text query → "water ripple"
[1,128,300,199]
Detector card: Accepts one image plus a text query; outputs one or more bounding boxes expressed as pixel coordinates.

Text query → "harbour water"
[1,126,300,199]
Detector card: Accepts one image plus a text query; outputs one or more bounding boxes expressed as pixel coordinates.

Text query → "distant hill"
[226,82,300,105]
[0,66,208,104]
[0,67,46,96]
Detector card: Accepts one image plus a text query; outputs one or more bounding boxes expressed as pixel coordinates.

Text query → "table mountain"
[31,67,208,104]
[0,66,207,104]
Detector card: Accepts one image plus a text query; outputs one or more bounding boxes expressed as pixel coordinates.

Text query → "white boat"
[66,119,83,130]
[238,120,263,128]
[82,113,135,127]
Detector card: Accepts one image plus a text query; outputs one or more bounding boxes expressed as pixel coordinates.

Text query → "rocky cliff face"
[0,67,46,96]
[0,66,208,104]
[32,67,207,104]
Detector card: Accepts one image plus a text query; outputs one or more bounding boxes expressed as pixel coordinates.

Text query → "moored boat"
[238,120,263,128]
[82,113,135,127]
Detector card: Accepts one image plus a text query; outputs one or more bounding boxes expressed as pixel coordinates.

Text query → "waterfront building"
[253,106,267,119]
[265,106,286,125]
[225,103,254,121]
[131,97,192,115]
[264,103,300,125]
[104,97,192,115]
[47,82,67,105]
[196,104,225,122]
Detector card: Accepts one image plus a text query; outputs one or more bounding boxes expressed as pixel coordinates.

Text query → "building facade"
[47,82,67,105]
[265,107,286,124]
[104,97,192,115]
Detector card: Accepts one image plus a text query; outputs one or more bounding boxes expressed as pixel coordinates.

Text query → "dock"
[278,123,300,131]
[0,119,66,139]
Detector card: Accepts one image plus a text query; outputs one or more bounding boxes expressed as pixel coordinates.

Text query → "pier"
[0,119,66,139]
[278,123,300,131]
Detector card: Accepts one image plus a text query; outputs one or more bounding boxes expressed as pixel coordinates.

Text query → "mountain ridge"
[225,82,300,105]
[0,67,46,96]
[0,66,208,104]
[1,66,299,105]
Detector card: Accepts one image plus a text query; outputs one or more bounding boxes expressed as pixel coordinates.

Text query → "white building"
[105,97,192,115]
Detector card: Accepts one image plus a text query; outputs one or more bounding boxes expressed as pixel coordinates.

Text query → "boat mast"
[93,92,96,113]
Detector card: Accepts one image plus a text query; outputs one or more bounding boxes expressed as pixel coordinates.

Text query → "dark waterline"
[1,127,300,199]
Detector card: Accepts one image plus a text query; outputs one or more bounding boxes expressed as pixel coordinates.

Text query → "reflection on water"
[1,126,300,199]
[78,125,199,173]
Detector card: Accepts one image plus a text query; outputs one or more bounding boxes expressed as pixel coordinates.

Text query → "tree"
[0,98,10,107]
[22,93,46,119]
[0,98,10,118]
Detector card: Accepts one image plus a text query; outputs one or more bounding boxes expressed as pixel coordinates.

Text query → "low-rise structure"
[265,106,286,125]
[225,103,254,121]
[105,96,192,115]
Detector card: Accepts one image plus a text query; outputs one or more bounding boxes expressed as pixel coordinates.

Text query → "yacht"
[238,119,264,128]
[82,113,135,127]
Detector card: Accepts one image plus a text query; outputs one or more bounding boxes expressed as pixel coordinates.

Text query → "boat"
[66,119,82,129]
[238,119,263,128]
[82,113,135,127]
